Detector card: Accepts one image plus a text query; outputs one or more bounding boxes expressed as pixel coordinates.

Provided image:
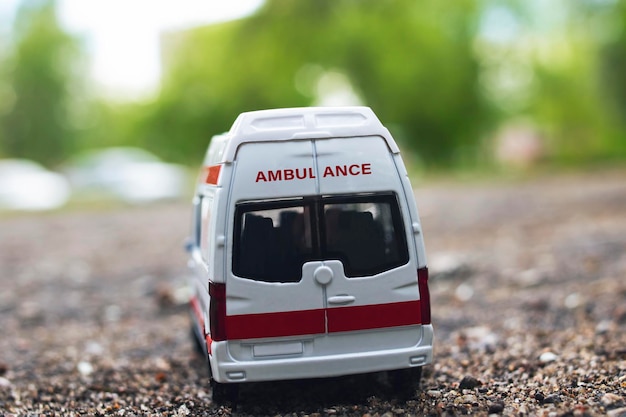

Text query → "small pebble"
[607,407,626,417]
[455,282,474,302]
[596,320,614,335]
[77,361,93,377]
[564,292,582,309]
[454,394,478,405]
[427,390,442,398]
[543,394,561,404]
[459,375,481,390]
[176,404,190,416]
[488,402,504,414]
[601,393,623,406]
[539,351,558,363]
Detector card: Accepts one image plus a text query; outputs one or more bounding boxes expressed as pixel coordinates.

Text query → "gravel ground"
[0,170,625,416]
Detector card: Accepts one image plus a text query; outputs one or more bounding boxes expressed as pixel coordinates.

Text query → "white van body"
[187,107,432,400]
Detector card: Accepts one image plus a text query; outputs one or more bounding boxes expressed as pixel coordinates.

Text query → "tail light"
[209,282,227,341]
[418,267,431,325]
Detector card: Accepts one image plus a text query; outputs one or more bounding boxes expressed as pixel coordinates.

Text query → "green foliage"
[471,0,626,167]
[134,15,317,164]
[329,0,491,164]
[2,0,626,169]
[0,0,83,167]
[134,0,493,166]
[598,0,626,159]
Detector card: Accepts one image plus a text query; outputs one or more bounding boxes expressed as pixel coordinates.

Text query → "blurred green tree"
[528,0,625,163]
[134,0,493,166]
[16,0,616,170]
[475,0,626,166]
[599,0,626,158]
[0,0,82,166]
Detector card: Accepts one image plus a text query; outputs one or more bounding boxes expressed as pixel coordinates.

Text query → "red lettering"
[320,163,372,179]
[268,170,282,181]
[257,164,372,182]
[256,167,316,183]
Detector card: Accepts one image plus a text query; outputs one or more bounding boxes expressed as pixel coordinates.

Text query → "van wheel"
[190,325,205,356]
[210,379,239,405]
[388,367,422,399]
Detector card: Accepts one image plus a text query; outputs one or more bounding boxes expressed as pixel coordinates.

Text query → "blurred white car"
[64,147,189,203]
[0,159,70,211]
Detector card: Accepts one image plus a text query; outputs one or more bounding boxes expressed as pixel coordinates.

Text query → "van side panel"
[210,186,228,284]
[391,154,427,268]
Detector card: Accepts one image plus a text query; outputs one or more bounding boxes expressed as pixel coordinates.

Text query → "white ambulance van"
[187,107,432,403]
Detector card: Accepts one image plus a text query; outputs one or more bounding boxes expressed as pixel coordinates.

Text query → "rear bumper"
[209,325,434,383]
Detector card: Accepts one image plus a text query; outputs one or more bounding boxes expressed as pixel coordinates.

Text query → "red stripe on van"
[223,301,422,340]
[225,309,326,340]
[203,165,222,185]
[190,296,212,354]
[327,300,422,333]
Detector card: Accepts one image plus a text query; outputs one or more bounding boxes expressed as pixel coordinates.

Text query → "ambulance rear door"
[313,136,424,355]
[224,140,326,344]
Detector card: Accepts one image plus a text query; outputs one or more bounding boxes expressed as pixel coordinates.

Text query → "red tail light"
[209,282,227,341]
[418,267,431,325]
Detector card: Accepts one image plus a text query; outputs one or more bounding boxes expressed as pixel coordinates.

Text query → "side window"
[200,196,213,263]
[192,196,202,248]
[322,196,408,277]
[233,204,314,283]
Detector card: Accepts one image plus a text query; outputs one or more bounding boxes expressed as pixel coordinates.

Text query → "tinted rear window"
[233,193,408,282]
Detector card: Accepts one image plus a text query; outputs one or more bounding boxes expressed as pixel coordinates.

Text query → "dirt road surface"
[1,170,625,416]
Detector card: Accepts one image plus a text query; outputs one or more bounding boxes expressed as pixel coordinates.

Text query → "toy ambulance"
[187,107,432,403]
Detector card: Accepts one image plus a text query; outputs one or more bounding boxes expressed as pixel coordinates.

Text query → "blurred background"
[1,0,625,210]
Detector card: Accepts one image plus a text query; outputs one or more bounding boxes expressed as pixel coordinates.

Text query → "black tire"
[210,378,239,405]
[190,324,206,356]
[197,334,239,406]
[388,367,422,399]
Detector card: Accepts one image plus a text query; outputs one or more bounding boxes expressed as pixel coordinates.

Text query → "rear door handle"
[327,295,356,305]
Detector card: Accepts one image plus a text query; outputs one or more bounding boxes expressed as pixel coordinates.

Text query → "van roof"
[208,107,399,164]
